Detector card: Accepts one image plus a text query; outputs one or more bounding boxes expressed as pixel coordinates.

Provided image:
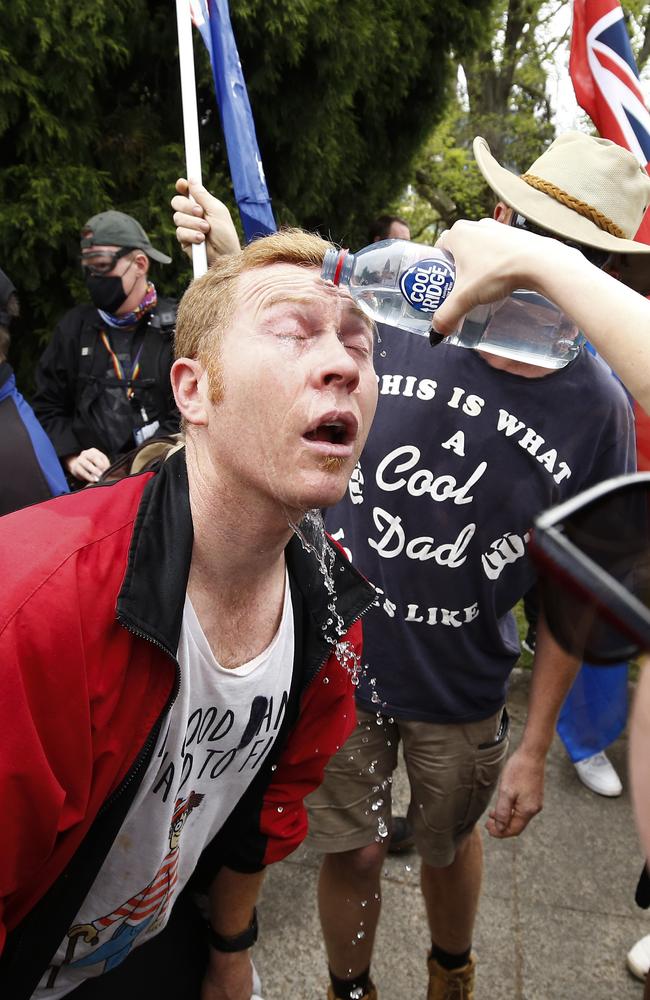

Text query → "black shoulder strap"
[149,299,178,335]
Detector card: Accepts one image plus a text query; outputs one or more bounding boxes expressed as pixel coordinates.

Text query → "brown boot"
[427,955,475,1000]
[327,983,378,1000]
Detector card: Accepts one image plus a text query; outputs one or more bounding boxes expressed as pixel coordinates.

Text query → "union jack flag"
[570,0,650,241]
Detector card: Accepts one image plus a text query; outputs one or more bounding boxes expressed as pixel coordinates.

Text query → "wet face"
[201,263,378,514]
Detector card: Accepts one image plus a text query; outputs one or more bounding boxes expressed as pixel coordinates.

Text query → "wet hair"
[175,228,334,402]
[367,215,410,243]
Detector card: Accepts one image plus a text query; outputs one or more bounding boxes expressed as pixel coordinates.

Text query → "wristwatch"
[208,907,258,953]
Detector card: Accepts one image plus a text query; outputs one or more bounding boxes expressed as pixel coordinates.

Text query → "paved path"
[254,669,646,999]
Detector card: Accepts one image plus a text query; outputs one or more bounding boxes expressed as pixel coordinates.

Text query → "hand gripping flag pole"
[175,0,209,279]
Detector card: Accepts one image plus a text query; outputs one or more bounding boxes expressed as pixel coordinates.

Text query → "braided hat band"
[473,133,650,255]
[521,173,627,240]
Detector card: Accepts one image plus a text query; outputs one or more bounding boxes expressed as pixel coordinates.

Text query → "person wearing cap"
[171,142,649,1000]
[0,267,69,514]
[32,211,180,486]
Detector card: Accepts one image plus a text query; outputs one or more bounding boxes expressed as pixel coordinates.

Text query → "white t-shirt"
[37,574,294,998]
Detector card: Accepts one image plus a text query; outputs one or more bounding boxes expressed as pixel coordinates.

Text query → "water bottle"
[444,290,583,369]
[321,239,583,369]
[321,239,454,337]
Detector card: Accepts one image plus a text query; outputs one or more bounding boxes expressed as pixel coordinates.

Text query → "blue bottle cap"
[399,257,455,314]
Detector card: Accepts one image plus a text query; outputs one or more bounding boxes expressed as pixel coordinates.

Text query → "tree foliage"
[0,0,493,387]
[397,0,566,241]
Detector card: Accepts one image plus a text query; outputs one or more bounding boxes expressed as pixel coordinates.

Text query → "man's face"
[80,244,146,315]
[200,263,378,514]
[386,220,411,241]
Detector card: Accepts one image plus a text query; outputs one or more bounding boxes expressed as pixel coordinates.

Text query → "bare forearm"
[526,249,650,408]
[209,866,265,936]
[434,220,650,410]
[520,613,581,758]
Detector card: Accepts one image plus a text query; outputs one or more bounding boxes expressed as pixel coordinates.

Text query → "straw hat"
[474,132,650,255]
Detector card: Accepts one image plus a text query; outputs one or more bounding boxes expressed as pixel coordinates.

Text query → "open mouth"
[302,413,357,454]
[305,421,348,445]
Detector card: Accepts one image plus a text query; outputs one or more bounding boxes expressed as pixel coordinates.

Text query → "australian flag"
[189,0,276,242]
[570,0,650,241]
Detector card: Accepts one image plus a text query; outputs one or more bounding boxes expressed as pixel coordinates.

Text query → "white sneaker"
[627,933,650,980]
[574,751,623,797]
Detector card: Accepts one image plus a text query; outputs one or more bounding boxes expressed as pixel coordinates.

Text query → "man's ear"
[171,358,209,426]
[134,251,150,276]
[493,202,511,223]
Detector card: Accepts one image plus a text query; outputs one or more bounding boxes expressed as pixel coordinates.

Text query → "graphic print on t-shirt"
[38,576,294,998]
[45,791,204,988]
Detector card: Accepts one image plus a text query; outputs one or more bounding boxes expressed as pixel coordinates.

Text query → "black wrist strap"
[208,907,258,953]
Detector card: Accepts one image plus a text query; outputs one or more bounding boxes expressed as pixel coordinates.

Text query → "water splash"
[289,508,374,686]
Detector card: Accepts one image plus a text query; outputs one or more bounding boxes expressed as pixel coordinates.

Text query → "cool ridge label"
[399,258,455,314]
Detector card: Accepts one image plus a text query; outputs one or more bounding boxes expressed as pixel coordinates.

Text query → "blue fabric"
[194,0,276,241]
[557,663,628,763]
[0,371,68,498]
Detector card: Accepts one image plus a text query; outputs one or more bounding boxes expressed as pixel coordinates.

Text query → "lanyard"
[100,329,145,400]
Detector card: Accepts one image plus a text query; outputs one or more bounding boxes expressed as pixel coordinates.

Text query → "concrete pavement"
[254,668,646,999]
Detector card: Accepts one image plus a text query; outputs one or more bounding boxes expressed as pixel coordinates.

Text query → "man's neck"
[185,442,299,594]
[184,443,302,668]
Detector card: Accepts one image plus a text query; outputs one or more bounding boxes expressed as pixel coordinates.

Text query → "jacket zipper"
[97,619,180,818]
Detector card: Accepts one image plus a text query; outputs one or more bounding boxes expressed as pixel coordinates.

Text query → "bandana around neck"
[99,281,158,328]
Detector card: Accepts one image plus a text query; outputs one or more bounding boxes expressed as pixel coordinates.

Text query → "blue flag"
[190,0,276,241]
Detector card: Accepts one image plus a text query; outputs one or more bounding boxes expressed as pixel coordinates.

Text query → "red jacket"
[0,450,374,996]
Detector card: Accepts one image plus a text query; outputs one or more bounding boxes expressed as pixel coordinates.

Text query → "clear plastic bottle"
[321,239,583,369]
[321,240,455,337]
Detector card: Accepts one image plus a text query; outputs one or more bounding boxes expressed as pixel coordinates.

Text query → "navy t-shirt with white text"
[325,324,635,724]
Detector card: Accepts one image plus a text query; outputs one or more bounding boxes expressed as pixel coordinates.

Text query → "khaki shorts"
[307,706,510,867]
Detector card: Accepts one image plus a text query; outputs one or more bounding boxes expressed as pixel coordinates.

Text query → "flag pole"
[175,0,209,278]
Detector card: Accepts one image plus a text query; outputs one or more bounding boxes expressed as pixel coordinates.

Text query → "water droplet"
[377,819,388,838]
[351,988,364,1000]
[277,806,284,813]
[370,691,380,704]
[380,350,387,357]
[270,764,277,771]
[360,899,368,908]
[405,864,412,872]
[356,930,365,939]
[371,799,384,811]
[323,676,330,684]
[361,736,369,744]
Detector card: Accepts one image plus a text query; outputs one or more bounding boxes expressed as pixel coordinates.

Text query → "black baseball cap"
[80,210,171,264]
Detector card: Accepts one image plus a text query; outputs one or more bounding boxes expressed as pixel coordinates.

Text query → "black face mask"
[84,273,129,314]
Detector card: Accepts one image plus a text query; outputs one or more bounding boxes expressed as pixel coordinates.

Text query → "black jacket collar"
[117,449,375,682]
